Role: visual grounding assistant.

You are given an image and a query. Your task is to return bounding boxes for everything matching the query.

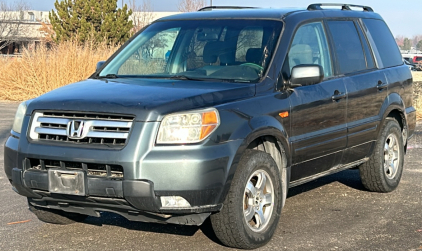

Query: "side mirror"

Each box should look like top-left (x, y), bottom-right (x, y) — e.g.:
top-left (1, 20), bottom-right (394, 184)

top-left (290, 64), bottom-right (324, 87)
top-left (96, 61), bottom-right (106, 72)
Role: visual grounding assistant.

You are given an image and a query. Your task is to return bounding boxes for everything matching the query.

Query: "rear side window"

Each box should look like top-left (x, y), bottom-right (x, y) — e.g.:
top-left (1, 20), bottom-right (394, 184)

top-left (327, 21), bottom-right (366, 75)
top-left (362, 19), bottom-right (402, 68)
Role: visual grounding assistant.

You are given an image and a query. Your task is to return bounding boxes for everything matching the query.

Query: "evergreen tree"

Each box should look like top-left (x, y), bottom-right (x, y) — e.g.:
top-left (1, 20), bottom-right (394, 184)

top-left (417, 40), bottom-right (422, 51)
top-left (49, 0), bottom-right (133, 45)
top-left (402, 38), bottom-right (412, 50)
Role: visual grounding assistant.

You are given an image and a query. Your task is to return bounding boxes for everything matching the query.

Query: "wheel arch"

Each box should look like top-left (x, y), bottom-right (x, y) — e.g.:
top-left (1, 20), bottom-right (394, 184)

top-left (217, 115), bottom-right (291, 206)
top-left (379, 93), bottom-right (408, 150)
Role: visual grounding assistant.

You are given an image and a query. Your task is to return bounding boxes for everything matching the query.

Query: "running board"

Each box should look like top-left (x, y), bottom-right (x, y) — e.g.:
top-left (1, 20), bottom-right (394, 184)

top-left (288, 158), bottom-right (369, 188)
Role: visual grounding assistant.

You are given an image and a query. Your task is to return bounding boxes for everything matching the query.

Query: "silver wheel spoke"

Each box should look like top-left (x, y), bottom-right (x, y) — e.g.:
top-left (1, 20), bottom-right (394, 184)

top-left (262, 193), bottom-right (272, 206)
top-left (244, 207), bottom-right (255, 222)
top-left (389, 136), bottom-right (395, 148)
top-left (246, 181), bottom-right (257, 197)
top-left (384, 142), bottom-right (389, 152)
top-left (389, 162), bottom-right (396, 175)
top-left (256, 172), bottom-right (267, 193)
top-left (255, 208), bottom-right (266, 228)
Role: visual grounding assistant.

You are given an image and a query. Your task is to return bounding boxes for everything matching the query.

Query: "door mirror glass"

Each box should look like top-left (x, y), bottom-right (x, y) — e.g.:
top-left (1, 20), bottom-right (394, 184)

top-left (290, 64), bottom-right (324, 87)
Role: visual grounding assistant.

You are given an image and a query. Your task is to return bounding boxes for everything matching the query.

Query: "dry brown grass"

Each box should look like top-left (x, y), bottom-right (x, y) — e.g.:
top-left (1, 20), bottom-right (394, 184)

top-left (412, 72), bottom-right (422, 120)
top-left (0, 41), bottom-right (118, 101)
top-left (412, 71), bottom-right (422, 82)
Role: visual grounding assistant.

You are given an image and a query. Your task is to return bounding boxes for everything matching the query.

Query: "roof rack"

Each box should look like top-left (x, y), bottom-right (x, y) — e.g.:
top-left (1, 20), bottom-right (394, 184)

top-left (198, 6), bottom-right (257, 11)
top-left (307, 3), bottom-right (374, 12)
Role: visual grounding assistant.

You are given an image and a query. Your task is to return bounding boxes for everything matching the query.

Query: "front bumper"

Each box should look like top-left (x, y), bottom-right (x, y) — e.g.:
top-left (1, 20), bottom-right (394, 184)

top-left (4, 120), bottom-right (243, 224)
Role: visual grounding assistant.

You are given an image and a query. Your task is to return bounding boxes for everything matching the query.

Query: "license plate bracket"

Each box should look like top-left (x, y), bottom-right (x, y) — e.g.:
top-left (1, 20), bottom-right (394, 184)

top-left (48, 169), bottom-right (86, 196)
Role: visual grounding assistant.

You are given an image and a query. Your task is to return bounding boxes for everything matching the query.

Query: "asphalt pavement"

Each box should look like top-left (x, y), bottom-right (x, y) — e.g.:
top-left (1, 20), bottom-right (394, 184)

top-left (0, 101), bottom-right (421, 251)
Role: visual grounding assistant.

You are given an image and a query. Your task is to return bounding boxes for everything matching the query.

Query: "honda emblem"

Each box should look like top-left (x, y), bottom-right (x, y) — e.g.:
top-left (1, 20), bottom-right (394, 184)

top-left (67, 120), bottom-right (86, 139)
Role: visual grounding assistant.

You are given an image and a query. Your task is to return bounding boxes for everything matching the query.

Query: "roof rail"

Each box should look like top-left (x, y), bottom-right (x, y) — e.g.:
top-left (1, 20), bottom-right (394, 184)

top-left (307, 3), bottom-right (374, 12)
top-left (198, 6), bottom-right (257, 11)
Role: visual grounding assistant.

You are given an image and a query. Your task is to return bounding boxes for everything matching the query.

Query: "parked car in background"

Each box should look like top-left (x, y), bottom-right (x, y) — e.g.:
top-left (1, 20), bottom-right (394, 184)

top-left (402, 54), bottom-right (422, 64)
top-left (4, 3), bottom-right (416, 249)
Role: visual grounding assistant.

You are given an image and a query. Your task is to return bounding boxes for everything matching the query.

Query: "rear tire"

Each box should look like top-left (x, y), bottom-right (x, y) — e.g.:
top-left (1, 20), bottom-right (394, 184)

top-left (28, 200), bottom-right (87, 225)
top-left (359, 118), bottom-right (404, 192)
top-left (210, 149), bottom-right (283, 249)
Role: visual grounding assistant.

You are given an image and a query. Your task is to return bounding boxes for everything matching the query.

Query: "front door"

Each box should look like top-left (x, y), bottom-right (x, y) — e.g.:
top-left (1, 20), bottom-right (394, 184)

top-left (285, 21), bottom-right (348, 181)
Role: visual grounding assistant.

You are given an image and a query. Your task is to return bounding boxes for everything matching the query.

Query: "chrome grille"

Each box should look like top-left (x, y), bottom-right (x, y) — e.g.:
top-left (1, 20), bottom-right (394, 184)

top-left (29, 111), bottom-right (134, 147)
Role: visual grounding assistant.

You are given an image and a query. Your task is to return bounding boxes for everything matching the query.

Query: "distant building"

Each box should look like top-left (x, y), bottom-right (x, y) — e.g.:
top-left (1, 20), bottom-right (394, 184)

top-left (0, 10), bottom-right (180, 55)
top-left (0, 10), bottom-right (49, 54)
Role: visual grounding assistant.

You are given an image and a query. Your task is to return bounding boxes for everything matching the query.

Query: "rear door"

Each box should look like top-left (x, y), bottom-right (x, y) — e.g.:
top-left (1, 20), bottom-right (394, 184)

top-left (287, 21), bottom-right (347, 181)
top-left (325, 19), bottom-right (387, 164)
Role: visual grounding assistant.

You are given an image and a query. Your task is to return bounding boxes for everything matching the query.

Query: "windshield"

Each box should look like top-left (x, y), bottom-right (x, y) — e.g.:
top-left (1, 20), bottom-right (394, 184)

top-left (99, 19), bottom-right (283, 82)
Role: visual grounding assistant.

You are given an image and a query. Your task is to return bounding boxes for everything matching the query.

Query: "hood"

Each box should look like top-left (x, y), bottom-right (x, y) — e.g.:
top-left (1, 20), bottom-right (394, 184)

top-left (27, 78), bottom-right (255, 121)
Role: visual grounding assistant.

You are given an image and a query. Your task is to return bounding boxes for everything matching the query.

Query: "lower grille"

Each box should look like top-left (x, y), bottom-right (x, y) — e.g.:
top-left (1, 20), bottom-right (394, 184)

top-left (26, 158), bottom-right (124, 179)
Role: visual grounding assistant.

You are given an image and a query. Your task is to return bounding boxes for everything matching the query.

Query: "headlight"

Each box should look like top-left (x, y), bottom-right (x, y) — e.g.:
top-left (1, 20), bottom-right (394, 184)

top-left (12, 101), bottom-right (29, 134)
top-left (157, 108), bottom-right (220, 144)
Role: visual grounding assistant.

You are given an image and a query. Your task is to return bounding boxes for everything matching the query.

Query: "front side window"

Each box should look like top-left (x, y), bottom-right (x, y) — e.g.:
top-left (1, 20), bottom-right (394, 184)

top-left (99, 19), bottom-right (283, 83)
top-left (287, 22), bottom-right (333, 78)
top-left (327, 20), bottom-right (366, 75)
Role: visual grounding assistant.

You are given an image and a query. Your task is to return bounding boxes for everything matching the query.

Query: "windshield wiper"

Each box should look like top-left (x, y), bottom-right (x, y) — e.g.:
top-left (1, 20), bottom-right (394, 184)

top-left (97, 74), bottom-right (118, 79)
top-left (168, 75), bottom-right (206, 81)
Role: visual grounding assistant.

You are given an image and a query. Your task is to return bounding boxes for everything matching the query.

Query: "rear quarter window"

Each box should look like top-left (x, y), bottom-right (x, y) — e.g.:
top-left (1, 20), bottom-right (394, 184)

top-left (362, 19), bottom-right (402, 68)
top-left (327, 20), bottom-right (367, 75)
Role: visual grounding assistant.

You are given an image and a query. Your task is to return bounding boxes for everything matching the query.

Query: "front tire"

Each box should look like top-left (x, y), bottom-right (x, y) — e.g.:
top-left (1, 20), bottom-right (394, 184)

top-left (359, 118), bottom-right (404, 192)
top-left (210, 149), bottom-right (283, 249)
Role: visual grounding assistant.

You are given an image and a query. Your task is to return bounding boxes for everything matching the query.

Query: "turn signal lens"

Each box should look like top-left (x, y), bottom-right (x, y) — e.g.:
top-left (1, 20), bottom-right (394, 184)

top-left (278, 111), bottom-right (289, 118)
top-left (157, 108), bottom-right (220, 144)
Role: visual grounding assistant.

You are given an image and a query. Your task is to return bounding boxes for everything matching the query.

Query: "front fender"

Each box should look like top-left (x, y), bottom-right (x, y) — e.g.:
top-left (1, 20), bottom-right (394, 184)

top-left (215, 113), bottom-right (291, 205)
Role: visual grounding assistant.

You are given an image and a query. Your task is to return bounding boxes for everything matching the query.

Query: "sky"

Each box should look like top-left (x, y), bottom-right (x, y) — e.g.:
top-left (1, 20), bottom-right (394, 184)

top-left (15, 0), bottom-right (422, 37)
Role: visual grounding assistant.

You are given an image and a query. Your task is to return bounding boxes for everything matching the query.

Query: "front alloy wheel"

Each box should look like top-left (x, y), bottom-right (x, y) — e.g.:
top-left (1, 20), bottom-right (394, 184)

top-left (244, 170), bottom-right (274, 232)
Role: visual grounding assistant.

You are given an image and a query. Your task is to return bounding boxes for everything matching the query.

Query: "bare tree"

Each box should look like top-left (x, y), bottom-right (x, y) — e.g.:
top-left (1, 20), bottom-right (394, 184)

top-left (129, 0), bottom-right (155, 33)
top-left (38, 22), bottom-right (55, 43)
top-left (141, 33), bottom-right (169, 58)
top-left (0, 0), bottom-right (30, 52)
top-left (178, 0), bottom-right (206, 12)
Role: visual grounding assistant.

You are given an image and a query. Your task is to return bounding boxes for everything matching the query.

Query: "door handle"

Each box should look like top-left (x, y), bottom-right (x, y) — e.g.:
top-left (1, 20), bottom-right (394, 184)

top-left (377, 80), bottom-right (388, 90)
top-left (332, 91), bottom-right (346, 101)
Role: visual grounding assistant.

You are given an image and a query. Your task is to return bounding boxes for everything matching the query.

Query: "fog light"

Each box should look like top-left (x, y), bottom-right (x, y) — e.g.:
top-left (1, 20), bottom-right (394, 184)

top-left (160, 196), bottom-right (191, 208)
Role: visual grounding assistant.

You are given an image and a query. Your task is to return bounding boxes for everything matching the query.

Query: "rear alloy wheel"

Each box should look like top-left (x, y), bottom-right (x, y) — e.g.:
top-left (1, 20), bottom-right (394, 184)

top-left (210, 149), bottom-right (283, 249)
top-left (359, 118), bottom-right (404, 192)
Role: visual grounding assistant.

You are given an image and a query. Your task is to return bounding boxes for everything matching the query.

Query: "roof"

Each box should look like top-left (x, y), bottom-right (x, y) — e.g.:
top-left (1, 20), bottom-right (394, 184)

top-left (157, 8), bottom-right (301, 21)
top-left (156, 6), bottom-right (382, 22)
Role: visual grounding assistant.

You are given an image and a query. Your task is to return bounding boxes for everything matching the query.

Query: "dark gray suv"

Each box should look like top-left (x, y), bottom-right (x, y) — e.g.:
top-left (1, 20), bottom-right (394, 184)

top-left (4, 4), bottom-right (416, 249)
